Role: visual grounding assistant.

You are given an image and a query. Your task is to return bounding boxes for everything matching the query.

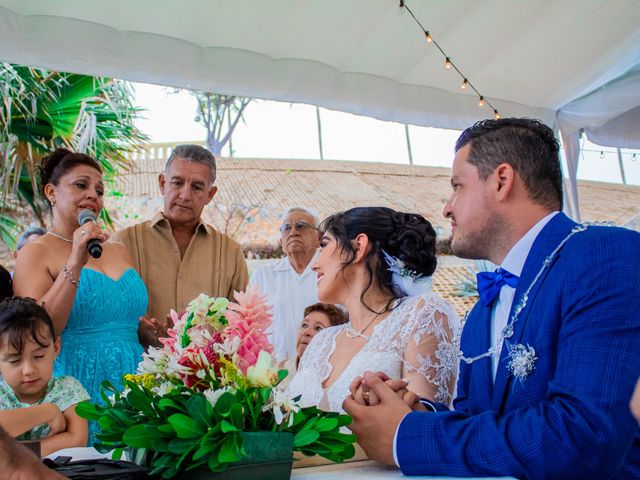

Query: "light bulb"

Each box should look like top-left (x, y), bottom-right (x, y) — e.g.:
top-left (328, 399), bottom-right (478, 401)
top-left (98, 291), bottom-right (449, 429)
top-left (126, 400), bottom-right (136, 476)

top-left (461, 79), bottom-right (468, 90)
top-left (600, 151), bottom-right (604, 159)
top-left (478, 96), bottom-right (485, 107)
top-left (445, 57), bottom-right (452, 70)
top-left (424, 31), bottom-right (433, 43)
top-left (494, 110), bottom-right (500, 119)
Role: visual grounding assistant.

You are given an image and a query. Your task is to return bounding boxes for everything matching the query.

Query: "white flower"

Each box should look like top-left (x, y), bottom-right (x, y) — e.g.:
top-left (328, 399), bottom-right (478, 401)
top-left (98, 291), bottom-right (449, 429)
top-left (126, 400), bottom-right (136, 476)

top-left (151, 382), bottom-right (174, 396)
top-left (203, 387), bottom-right (231, 407)
top-left (166, 355), bottom-right (192, 377)
top-left (138, 347), bottom-right (169, 375)
top-left (263, 388), bottom-right (301, 426)
top-left (215, 336), bottom-right (240, 356)
top-left (506, 343), bottom-right (538, 382)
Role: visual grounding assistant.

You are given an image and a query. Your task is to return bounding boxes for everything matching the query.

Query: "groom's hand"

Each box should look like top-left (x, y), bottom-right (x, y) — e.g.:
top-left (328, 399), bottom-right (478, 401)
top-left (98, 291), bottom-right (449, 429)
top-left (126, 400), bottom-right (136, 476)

top-left (343, 371), bottom-right (411, 465)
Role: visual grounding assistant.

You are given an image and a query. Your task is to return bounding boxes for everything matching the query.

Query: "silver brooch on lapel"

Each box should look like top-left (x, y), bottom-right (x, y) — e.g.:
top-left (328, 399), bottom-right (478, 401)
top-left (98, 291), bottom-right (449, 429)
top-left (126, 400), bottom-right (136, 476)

top-left (506, 343), bottom-right (537, 382)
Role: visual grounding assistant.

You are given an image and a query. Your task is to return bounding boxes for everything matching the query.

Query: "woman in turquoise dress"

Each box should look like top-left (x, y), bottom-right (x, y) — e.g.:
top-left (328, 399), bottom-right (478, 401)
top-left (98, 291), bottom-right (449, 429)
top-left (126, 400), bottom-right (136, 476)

top-left (13, 148), bottom-right (148, 443)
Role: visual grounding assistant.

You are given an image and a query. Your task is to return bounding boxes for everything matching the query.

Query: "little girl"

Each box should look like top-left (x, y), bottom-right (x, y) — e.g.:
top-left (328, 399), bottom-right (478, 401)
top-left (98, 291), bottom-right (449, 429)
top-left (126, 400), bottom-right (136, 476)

top-left (0, 297), bottom-right (89, 456)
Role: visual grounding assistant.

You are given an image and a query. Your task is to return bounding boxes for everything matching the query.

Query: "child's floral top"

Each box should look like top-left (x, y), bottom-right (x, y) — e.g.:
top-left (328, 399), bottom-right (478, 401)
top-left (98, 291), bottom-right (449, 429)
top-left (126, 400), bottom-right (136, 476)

top-left (0, 376), bottom-right (89, 439)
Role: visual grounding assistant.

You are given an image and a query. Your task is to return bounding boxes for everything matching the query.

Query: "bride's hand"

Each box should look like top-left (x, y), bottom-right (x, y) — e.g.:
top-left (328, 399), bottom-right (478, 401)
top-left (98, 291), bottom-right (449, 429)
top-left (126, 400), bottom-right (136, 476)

top-left (349, 371), bottom-right (410, 406)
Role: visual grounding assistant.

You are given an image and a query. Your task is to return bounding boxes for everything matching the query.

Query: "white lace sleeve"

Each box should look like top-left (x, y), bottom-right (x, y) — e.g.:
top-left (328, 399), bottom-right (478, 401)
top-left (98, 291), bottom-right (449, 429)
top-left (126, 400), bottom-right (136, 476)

top-left (285, 326), bottom-right (340, 408)
top-left (390, 293), bottom-right (460, 405)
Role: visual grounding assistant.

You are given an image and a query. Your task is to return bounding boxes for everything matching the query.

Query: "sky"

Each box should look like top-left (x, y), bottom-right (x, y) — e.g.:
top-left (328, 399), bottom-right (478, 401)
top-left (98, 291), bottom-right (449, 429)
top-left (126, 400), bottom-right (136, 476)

top-left (133, 83), bottom-right (640, 186)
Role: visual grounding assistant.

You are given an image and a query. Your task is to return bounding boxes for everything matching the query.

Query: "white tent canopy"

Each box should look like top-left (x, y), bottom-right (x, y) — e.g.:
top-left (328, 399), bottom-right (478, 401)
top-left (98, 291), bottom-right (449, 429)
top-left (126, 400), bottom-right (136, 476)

top-left (1, 0), bottom-right (639, 218)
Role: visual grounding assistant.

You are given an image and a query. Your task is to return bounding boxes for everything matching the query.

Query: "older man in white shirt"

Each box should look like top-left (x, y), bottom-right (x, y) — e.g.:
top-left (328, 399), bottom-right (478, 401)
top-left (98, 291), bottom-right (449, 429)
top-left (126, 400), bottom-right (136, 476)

top-left (250, 207), bottom-right (321, 361)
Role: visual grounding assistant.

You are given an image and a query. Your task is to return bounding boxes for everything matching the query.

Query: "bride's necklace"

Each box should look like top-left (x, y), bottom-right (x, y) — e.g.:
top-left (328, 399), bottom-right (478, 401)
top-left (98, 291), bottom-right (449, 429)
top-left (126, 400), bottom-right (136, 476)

top-left (345, 311), bottom-right (383, 340)
top-left (48, 231), bottom-right (73, 243)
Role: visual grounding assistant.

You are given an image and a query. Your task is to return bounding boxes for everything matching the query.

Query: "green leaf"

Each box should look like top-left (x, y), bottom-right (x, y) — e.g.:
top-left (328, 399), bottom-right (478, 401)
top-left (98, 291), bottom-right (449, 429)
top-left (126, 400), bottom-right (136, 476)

top-left (220, 420), bottom-right (239, 433)
top-left (293, 429), bottom-right (320, 447)
top-left (168, 438), bottom-right (197, 454)
top-left (314, 418), bottom-right (339, 432)
top-left (122, 424), bottom-right (156, 448)
top-left (126, 387), bottom-right (155, 417)
top-left (187, 394), bottom-right (212, 427)
top-left (213, 392), bottom-right (235, 416)
top-left (228, 403), bottom-right (243, 429)
top-left (193, 441), bottom-right (217, 460)
top-left (74, 400), bottom-right (101, 420)
top-left (218, 436), bottom-right (242, 463)
top-left (168, 413), bottom-right (206, 439)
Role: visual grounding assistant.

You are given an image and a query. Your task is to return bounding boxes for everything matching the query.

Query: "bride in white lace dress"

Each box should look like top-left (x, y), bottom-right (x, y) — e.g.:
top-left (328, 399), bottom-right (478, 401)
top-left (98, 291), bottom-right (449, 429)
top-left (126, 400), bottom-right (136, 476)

top-left (287, 207), bottom-right (459, 413)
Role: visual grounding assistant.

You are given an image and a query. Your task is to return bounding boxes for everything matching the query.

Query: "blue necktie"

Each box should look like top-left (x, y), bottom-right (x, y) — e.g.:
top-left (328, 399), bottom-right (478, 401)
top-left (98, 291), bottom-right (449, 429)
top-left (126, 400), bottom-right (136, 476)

top-left (476, 268), bottom-right (519, 307)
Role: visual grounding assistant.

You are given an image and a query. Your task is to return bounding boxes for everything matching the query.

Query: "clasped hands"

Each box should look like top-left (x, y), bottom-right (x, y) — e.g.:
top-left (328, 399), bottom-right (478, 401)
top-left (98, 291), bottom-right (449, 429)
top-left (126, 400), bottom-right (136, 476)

top-left (342, 371), bottom-right (428, 466)
top-left (347, 371), bottom-right (428, 411)
top-left (138, 313), bottom-right (175, 349)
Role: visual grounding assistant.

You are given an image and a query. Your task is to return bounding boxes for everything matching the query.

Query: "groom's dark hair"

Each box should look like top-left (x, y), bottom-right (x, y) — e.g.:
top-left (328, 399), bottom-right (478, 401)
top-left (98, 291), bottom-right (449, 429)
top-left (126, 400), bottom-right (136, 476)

top-left (455, 118), bottom-right (563, 211)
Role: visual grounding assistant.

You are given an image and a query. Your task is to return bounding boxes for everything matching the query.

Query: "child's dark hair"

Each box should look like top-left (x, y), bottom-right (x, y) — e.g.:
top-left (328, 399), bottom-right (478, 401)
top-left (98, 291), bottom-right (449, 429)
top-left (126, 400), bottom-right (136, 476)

top-left (0, 297), bottom-right (56, 354)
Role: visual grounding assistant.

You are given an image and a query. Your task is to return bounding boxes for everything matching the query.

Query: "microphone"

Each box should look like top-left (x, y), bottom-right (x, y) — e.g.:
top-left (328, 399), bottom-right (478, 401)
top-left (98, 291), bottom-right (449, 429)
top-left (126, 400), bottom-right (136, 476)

top-left (78, 209), bottom-right (102, 259)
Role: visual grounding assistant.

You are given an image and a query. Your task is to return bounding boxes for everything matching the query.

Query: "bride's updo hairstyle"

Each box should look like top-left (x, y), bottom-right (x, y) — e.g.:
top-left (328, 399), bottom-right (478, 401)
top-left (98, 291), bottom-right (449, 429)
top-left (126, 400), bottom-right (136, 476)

top-left (39, 148), bottom-right (102, 207)
top-left (319, 206), bottom-right (437, 311)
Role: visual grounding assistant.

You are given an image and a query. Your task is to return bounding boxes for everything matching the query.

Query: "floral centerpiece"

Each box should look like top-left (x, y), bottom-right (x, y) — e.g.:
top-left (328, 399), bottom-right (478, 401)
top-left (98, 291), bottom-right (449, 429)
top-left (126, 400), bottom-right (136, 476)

top-left (77, 288), bottom-right (355, 479)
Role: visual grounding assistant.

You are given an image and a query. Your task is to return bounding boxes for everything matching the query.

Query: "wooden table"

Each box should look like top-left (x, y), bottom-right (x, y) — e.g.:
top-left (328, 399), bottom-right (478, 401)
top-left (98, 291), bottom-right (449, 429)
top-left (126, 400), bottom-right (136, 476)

top-left (292, 460), bottom-right (515, 479)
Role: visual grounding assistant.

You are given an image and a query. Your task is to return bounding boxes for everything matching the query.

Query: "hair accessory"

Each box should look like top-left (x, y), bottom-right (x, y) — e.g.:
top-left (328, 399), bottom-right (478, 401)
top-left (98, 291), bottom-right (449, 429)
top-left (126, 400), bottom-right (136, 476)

top-left (382, 250), bottom-right (432, 297)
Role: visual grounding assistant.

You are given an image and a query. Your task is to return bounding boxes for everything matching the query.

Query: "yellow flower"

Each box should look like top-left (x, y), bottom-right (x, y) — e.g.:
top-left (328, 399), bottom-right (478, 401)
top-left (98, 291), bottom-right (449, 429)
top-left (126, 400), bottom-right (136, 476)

top-left (124, 373), bottom-right (157, 389)
top-left (246, 351), bottom-right (278, 387)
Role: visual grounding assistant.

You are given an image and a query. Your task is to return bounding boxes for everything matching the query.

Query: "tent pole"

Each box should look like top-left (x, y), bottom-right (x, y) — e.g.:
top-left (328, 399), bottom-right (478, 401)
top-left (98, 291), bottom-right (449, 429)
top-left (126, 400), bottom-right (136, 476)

top-left (617, 148), bottom-right (627, 185)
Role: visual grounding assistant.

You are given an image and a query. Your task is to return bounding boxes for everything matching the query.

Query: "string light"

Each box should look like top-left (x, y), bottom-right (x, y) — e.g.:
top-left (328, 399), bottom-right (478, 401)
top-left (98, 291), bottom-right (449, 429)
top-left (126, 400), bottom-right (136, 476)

top-left (633, 153), bottom-right (637, 161)
top-left (600, 150), bottom-right (605, 159)
top-left (399, 0), bottom-right (499, 118)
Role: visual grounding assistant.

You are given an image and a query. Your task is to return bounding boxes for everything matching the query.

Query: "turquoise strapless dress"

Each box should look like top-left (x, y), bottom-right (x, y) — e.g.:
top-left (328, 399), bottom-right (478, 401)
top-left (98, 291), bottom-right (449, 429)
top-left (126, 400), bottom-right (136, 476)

top-left (54, 268), bottom-right (147, 443)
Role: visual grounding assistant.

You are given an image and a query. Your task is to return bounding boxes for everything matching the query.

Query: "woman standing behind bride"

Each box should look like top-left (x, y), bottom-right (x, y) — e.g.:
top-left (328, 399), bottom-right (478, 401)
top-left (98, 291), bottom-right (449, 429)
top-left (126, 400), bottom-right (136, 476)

top-left (287, 207), bottom-right (458, 413)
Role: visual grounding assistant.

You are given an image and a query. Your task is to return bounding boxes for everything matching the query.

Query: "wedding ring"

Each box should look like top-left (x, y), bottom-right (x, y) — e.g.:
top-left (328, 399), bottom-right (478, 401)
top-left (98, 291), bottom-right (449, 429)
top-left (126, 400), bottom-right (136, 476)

top-left (81, 230), bottom-right (87, 235)
top-left (363, 391), bottom-right (370, 404)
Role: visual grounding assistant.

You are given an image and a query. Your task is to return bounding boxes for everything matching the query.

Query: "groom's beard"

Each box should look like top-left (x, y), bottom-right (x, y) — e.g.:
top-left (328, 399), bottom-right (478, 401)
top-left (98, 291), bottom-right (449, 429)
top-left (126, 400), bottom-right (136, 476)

top-left (450, 212), bottom-right (513, 262)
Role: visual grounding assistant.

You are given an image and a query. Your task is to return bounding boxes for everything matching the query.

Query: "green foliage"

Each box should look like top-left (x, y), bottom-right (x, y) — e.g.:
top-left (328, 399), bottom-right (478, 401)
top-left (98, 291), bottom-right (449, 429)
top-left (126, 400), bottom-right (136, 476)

top-left (0, 63), bottom-right (148, 241)
top-left (77, 379), bottom-right (355, 478)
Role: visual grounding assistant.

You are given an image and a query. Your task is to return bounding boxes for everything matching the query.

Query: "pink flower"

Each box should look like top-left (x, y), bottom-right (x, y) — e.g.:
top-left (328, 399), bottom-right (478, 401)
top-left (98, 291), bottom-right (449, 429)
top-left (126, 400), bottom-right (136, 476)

top-left (225, 287), bottom-right (273, 374)
top-left (158, 310), bottom-right (183, 354)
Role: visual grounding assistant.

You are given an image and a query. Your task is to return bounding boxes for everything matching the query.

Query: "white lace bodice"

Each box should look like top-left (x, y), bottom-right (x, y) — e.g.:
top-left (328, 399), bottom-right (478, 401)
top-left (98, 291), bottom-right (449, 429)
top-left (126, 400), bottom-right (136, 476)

top-left (287, 293), bottom-right (459, 413)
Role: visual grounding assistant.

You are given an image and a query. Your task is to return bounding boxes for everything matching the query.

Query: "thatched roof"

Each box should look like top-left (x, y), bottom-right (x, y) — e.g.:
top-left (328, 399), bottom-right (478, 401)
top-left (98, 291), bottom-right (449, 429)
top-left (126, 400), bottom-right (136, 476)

top-left (117, 156), bottom-right (640, 234)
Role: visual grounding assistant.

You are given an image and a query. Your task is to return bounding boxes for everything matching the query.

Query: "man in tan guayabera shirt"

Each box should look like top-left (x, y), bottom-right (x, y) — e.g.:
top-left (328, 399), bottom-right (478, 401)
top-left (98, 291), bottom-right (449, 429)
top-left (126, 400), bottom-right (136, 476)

top-left (112, 144), bottom-right (248, 347)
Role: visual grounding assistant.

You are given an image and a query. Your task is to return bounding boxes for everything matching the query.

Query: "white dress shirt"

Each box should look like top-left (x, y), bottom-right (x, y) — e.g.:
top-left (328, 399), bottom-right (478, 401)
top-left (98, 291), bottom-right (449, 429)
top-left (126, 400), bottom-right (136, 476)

top-left (392, 211), bottom-right (559, 466)
top-left (250, 253), bottom-right (319, 362)
top-left (490, 211), bottom-right (558, 379)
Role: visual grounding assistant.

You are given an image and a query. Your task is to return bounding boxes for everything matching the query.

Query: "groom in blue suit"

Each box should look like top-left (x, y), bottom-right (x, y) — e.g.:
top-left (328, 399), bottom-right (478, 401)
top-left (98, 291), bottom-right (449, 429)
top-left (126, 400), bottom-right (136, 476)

top-left (344, 118), bottom-right (640, 479)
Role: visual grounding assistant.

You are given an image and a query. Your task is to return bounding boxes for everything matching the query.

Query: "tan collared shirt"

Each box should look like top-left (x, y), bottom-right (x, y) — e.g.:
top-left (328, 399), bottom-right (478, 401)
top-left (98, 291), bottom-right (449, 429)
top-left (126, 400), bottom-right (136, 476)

top-left (112, 211), bottom-right (248, 320)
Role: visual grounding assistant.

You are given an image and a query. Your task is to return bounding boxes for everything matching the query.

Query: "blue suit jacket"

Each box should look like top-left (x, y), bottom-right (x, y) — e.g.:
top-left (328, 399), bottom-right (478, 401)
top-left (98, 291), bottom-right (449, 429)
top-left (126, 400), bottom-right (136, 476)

top-left (397, 213), bottom-right (640, 479)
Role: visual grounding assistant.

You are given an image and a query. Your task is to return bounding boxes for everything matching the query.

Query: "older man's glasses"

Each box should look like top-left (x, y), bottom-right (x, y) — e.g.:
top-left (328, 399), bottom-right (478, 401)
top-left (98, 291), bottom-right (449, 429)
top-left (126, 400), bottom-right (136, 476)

top-left (279, 221), bottom-right (318, 236)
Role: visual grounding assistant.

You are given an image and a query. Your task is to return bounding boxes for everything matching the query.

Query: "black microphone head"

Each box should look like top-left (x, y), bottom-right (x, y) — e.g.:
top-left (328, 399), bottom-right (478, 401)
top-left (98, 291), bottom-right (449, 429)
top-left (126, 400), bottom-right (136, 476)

top-left (87, 241), bottom-right (102, 259)
top-left (78, 209), bottom-right (97, 225)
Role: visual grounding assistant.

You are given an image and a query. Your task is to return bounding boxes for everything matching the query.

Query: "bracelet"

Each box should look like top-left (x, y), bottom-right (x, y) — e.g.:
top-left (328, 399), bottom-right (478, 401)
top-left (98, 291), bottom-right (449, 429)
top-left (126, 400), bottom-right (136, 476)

top-left (61, 265), bottom-right (77, 286)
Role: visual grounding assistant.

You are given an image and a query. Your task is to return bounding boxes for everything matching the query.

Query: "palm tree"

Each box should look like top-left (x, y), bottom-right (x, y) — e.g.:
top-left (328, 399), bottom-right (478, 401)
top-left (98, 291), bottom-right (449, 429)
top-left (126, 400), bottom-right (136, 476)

top-left (0, 63), bottom-right (148, 245)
